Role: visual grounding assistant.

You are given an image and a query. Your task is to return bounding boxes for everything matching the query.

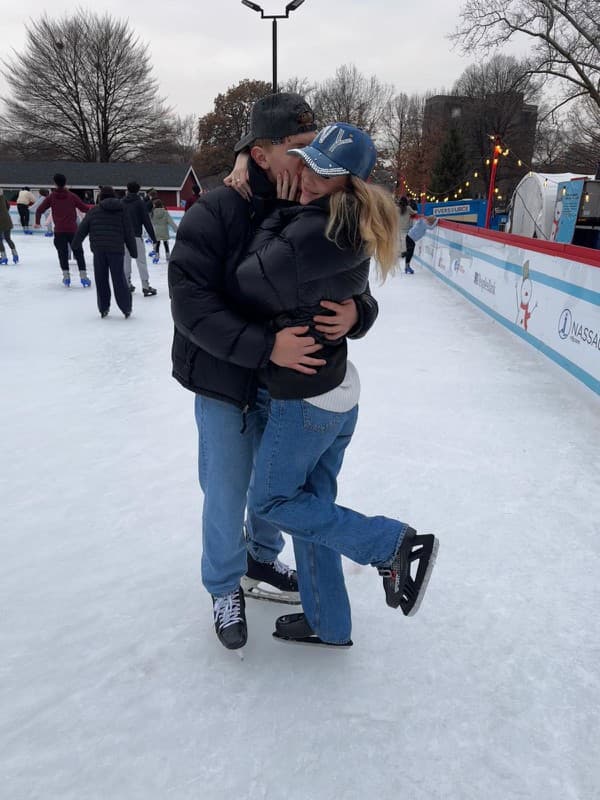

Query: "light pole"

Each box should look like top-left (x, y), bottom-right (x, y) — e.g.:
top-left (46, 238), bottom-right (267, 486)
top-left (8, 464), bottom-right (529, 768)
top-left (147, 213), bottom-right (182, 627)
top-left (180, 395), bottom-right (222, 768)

top-left (241, 0), bottom-right (306, 93)
top-left (484, 134), bottom-right (502, 229)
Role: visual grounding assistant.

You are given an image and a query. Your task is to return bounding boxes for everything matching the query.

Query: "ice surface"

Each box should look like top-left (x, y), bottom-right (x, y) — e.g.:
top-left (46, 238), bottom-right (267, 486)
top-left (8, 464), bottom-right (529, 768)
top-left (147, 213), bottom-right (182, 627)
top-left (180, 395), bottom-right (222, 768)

top-left (1, 236), bottom-right (599, 800)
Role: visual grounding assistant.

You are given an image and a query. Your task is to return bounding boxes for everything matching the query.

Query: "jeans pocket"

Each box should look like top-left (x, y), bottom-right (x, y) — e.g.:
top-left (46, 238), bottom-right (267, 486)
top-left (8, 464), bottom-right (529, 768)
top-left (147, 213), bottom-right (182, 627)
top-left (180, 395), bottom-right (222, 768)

top-left (300, 400), bottom-right (342, 433)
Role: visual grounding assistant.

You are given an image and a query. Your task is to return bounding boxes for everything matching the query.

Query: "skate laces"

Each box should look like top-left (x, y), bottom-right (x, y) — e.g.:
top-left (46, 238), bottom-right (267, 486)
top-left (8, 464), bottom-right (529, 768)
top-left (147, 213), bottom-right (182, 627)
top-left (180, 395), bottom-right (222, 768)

top-left (213, 591), bottom-right (243, 631)
top-left (273, 559), bottom-right (295, 578)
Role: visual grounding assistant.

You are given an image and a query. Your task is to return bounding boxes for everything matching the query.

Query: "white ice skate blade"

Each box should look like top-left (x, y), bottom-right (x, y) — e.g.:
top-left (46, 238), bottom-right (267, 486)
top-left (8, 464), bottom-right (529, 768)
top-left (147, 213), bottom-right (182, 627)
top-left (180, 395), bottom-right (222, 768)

top-left (241, 576), bottom-right (301, 605)
top-left (407, 536), bottom-right (439, 617)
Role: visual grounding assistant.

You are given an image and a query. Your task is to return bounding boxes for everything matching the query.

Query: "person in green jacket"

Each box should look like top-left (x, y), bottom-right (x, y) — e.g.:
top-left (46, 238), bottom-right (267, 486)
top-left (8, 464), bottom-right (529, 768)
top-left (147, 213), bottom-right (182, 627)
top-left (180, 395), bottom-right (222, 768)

top-left (150, 199), bottom-right (178, 262)
top-left (0, 189), bottom-right (19, 264)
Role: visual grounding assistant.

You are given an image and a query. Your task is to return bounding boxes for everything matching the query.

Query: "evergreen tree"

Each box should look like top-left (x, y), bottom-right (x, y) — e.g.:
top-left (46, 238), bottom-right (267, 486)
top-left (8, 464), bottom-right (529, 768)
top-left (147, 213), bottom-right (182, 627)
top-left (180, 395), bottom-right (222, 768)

top-left (429, 127), bottom-right (467, 196)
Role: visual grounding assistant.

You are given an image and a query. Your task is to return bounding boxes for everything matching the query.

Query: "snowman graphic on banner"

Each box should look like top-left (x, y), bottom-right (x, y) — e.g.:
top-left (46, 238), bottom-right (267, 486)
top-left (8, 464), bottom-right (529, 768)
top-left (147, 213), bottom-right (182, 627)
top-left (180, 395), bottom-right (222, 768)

top-left (516, 259), bottom-right (538, 330)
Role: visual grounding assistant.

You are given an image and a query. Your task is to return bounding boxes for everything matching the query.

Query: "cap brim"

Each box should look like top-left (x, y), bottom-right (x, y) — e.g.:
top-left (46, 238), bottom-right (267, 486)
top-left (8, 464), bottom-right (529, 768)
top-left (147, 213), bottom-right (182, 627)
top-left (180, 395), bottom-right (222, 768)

top-left (287, 146), bottom-right (350, 177)
top-left (234, 132), bottom-right (255, 153)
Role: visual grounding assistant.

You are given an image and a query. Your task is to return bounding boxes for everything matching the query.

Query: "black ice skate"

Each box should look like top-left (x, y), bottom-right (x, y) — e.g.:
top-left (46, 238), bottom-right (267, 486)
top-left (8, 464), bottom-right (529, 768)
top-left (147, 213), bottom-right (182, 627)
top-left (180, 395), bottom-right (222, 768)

top-left (142, 286), bottom-right (157, 297)
top-left (212, 588), bottom-right (247, 650)
top-left (273, 613), bottom-right (352, 648)
top-left (378, 527), bottom-right (439, 616)
top-left (241, 553), bottom-right (301, 605)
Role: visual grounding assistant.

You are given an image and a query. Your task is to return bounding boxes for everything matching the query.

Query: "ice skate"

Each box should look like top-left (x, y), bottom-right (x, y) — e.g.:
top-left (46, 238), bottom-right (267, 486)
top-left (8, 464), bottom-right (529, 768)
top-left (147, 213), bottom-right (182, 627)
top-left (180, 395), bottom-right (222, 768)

top-left (273, 613), bottom-right (352, 648)
top-left (152, 254), bottom-right (160, 264)
top-left (62, 271), bottom-right (71, 287)
top-left (44, 231), bottom-right (53, 237)
top-left (241, 553), bottom-right (301, 605)
top-left (100, 310), bottom-right (109, 318)
top-left (0, 253), bottom-right (7, 265)
top-left (80, 271), bottom-right (91, 288)
top-left (405, 265), bottom-right (415, 275)
top-left (377, 527), bottom-right (439, 616)
top-left (12, 251), bottom-right (19, 265)
top-left (142, 286), bottom-right (157, 297)
top-left (212, 588), bottom-right (247, 650)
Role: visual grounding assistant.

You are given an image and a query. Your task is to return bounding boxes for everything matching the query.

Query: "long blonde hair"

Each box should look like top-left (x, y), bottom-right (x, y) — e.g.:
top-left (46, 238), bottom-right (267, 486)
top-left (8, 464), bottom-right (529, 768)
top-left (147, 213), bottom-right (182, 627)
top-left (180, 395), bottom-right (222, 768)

top-left (326, 177), bottom-right (400, 280)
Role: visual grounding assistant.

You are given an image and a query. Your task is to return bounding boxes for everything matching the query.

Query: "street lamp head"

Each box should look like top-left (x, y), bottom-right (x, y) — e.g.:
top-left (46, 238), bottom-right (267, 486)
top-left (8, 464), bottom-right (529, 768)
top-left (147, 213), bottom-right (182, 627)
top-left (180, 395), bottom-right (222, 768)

top-left (241, 0), bottom-right (263, 12)
top-left (286, 0), bottom-right (305, 10)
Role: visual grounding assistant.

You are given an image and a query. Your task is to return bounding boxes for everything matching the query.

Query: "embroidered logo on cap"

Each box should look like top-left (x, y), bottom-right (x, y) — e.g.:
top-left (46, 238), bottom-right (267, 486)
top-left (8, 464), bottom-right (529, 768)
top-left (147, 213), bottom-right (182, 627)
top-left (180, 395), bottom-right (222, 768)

top-left (317, 125), bottom-right (354, 153)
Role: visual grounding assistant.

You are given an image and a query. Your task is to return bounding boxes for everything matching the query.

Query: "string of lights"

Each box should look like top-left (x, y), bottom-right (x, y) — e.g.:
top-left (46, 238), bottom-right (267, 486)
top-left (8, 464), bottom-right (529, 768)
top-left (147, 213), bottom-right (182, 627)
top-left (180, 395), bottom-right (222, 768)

top-left (398, 134), bottom-right (545, 205)
top-left (404, 169), bottom-right (483, 203)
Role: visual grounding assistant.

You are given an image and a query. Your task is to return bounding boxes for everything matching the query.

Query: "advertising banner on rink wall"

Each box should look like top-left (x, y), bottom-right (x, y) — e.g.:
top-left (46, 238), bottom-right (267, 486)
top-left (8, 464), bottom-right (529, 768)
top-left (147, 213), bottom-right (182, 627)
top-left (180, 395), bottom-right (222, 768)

top-left (413, 221), bottom-right (600, 396)
top-left (8, 206), bottom-right (185, 230)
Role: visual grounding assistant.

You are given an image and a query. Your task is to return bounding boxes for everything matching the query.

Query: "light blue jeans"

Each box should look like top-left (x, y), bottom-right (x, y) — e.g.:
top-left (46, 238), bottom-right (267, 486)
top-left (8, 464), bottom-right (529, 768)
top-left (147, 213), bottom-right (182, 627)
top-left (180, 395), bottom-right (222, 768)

top-left (195, 390), bottom-right (284, 596)
top-left (249, 399), bottom-right (407, 644)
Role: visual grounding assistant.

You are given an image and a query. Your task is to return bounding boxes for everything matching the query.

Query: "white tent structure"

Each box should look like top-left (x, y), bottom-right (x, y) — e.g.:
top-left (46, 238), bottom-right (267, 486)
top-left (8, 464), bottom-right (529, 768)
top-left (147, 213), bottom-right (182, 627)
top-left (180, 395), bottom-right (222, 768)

top-left (507, 172), bottom-right (590, 240)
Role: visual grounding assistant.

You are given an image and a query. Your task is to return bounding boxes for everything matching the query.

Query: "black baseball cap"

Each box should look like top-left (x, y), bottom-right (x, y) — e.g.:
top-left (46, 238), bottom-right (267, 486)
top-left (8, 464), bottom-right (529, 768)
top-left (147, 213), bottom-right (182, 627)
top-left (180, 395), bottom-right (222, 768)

top-left (234, 92), bottom-right (317, 153)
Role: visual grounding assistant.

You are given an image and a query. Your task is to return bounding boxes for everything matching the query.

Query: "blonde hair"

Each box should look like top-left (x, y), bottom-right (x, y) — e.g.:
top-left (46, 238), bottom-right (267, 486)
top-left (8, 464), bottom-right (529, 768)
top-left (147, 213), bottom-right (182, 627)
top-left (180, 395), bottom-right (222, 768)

top-left (326, 178), bottom-right (400, 280)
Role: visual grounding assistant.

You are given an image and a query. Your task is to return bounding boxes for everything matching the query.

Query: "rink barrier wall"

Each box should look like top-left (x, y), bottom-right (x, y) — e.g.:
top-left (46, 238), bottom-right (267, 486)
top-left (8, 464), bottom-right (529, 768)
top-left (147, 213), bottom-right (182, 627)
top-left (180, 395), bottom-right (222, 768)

top-left (7, 205), bottom-right (185, 233)
top-left (414, 220), bottom-right (600, 396)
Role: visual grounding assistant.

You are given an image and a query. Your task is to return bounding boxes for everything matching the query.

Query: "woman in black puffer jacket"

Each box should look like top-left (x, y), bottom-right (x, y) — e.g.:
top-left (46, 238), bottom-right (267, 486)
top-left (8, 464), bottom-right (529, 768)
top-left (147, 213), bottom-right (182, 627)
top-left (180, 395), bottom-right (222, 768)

top-left (234, 124), bottom-right (440, 648)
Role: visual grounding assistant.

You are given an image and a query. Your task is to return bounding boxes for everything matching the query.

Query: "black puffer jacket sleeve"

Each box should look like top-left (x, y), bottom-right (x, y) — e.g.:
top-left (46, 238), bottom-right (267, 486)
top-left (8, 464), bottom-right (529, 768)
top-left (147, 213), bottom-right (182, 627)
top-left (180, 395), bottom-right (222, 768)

top-left (348, 284), bottom-right (379, 339)
top-left (168, 192), bottom-right (274, 370)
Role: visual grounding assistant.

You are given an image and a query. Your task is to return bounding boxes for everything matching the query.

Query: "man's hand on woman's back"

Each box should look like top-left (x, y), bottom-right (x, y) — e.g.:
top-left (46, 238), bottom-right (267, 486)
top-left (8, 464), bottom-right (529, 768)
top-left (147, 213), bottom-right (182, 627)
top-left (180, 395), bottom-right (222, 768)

top-left (313, 299), bottom-right (359, 340)
top-left (270, 326), bottom-right (326, 375)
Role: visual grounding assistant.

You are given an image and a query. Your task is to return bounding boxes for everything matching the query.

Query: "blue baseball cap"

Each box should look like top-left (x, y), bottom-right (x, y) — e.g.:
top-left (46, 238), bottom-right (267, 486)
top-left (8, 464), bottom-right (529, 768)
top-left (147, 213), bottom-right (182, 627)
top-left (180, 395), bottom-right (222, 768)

top-left (287, 123), bottom-right (377, 181)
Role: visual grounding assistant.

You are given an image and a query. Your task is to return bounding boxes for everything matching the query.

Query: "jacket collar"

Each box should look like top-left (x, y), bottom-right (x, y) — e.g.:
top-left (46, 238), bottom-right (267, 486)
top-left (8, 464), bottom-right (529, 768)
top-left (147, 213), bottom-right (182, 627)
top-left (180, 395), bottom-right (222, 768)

top-left (248, 157), bottom-right (275, 199)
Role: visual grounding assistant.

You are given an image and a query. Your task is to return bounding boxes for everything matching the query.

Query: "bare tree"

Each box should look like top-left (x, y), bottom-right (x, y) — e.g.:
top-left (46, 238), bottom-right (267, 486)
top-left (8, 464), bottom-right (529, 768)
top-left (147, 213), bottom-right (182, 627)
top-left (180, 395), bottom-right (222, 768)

top-left (452, 0), bottom-right (600, 112)
top-left (380, 92), bottom-right (439, 196)
top-left (452, 55), bottom-right (540, 194)
top-left (564, 98), bottom-right (600, 171)
top-left (454, 54), bottom-right (540, 103)
top-left (533, 107), bottom-right (570, 168)
top-left (380, 93), bottom-right (412, 187)
top-left (279, 76), bottom-right (316, 100)
top-left (138, 114), bottom-right (200, 164)
top-left (569, 98), bottom-right (600, 150)
top-left (1, 11), bottom-right (173, 162)
top-left (194, 79), bottom-right (272, 177)
top-left (311, 64), bottom-right (393, 134)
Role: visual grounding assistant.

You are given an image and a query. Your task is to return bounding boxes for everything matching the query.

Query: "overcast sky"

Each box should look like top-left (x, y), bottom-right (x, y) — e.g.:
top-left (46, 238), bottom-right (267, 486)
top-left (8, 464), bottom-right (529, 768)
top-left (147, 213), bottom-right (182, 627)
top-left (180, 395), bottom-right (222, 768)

top-left (1, 0), bottom-right (528, 119)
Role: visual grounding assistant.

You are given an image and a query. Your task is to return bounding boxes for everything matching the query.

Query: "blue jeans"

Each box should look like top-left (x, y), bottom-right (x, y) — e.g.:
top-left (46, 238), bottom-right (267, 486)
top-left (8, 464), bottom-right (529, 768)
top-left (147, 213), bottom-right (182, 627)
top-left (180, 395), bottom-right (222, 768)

top-left (249, 399), bottom-right (407, 644)
top-left (195, 390), bottom-right (284, 596)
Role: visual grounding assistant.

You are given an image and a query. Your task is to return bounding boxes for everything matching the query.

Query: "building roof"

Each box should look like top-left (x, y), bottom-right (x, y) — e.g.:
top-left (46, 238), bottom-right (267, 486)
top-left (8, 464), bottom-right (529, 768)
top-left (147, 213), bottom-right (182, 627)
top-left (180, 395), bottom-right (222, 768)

top-left (0, 161), bottom-right (199, 190)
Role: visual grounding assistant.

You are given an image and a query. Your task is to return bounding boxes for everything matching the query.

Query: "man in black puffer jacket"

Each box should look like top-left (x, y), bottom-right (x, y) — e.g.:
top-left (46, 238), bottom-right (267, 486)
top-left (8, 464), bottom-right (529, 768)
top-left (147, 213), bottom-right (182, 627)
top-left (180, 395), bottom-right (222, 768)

top-left (72, 186), bottom-right (137, 318)
top-left (168, 93), bottom-right (379, 651)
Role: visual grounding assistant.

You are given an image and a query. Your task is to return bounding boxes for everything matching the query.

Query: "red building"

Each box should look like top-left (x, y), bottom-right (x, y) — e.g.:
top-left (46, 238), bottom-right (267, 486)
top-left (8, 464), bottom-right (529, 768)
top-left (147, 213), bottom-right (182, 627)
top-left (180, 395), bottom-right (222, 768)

top-left (0, 161), bottom-right (202, 208)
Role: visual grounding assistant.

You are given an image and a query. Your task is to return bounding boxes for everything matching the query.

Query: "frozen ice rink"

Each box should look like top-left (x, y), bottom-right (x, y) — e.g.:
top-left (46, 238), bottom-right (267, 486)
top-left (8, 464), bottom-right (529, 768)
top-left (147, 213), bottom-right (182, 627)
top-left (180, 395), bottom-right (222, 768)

top-left (2, 234), bottom-right (599, 800)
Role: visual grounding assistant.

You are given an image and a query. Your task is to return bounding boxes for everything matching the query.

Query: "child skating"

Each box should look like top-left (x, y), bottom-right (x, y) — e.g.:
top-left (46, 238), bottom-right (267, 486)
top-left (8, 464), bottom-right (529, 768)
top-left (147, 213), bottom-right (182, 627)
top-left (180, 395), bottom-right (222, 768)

top-left (150, 200), bottom-right (178, 263)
